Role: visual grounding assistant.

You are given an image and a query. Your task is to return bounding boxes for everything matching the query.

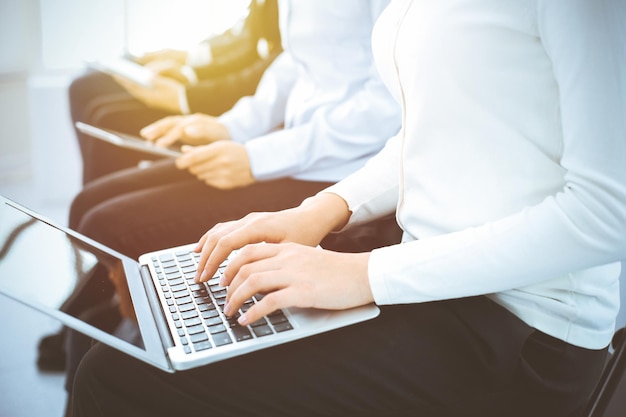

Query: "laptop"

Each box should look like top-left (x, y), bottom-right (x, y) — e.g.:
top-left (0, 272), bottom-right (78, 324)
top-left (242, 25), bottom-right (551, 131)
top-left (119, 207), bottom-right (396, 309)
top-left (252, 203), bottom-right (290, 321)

top-left (75, 122), bottom-right (182, 158)
top-left (0, 195), bottom-right (379, 372)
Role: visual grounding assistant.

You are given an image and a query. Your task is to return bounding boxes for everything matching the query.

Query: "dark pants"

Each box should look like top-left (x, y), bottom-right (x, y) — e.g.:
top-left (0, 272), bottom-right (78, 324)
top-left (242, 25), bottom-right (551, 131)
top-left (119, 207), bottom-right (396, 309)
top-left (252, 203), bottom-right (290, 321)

top-left (69, 70), bottom-right (171, 184)
top-left (69, 158), bottom-right (336, 259)
top-left (71, 296), bottom-right (607, 417)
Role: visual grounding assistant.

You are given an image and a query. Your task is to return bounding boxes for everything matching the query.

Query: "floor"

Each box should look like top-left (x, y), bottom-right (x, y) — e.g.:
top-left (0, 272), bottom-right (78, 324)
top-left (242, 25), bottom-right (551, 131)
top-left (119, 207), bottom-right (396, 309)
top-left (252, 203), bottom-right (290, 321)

top-left (0, 180), bottom-right (71, 417)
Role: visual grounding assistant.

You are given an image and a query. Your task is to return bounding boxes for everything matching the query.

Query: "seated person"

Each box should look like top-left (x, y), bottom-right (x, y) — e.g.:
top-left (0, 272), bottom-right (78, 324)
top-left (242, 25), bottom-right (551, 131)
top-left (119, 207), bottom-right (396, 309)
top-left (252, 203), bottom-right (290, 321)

top-left (71, 1), bottom-right (625, 416)
top-left (70, 0), bottom-right (281, 184)
top-left (37, 0), bottom-right (282, 372)
top-left (59, 0), bottom-right (402, 408)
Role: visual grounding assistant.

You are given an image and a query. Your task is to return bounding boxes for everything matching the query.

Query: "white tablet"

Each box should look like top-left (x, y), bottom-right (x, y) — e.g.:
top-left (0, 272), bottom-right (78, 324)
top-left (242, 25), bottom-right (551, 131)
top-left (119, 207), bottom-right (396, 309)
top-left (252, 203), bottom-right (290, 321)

top-left (76, 122), bottom-right (182, 158)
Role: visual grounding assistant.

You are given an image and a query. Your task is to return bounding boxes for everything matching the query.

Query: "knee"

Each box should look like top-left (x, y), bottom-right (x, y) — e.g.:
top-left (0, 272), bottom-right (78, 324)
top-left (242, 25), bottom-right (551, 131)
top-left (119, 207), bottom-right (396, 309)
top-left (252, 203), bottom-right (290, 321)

top-left (72, 204), bottom-right (116, 247)
top-left (69, 72), bottom-right (101, 111)
top-left (71, 343), bottom-right (115, 416)
top-left (69, 71), bottom-right (121, 120)
top-left (69, 185), bottom-right (100, 230)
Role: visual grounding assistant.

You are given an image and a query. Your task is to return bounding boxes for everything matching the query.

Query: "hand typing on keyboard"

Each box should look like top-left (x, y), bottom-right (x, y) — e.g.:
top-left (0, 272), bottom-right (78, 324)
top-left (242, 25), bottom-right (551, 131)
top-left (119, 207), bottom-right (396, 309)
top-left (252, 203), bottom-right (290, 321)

top-left (192, 193), bottom-right (375, 327)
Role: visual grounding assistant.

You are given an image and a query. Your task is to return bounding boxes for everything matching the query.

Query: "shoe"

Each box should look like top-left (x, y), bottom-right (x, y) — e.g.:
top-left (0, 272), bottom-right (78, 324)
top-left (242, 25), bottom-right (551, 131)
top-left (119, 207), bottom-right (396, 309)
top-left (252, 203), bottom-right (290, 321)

top-left (37, 330), bottom-right (66, 372)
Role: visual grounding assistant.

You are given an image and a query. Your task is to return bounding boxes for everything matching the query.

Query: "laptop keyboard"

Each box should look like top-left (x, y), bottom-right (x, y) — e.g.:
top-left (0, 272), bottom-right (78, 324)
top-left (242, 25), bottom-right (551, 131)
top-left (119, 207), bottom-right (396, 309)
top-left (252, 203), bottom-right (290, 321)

top-left (150, 249), bottom-right (293, 354)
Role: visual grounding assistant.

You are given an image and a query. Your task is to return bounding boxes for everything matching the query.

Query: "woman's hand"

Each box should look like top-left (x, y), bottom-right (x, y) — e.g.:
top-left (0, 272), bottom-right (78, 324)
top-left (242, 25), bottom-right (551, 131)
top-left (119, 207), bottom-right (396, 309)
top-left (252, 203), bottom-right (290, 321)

top-left (176, 142), bottom-right (255, 189)
top-left (222, 243), bottom-right (373, 326)
top-left (140, 114), bottom-right (231, 147)
top-left (194, 193), bottom-right (352, 282)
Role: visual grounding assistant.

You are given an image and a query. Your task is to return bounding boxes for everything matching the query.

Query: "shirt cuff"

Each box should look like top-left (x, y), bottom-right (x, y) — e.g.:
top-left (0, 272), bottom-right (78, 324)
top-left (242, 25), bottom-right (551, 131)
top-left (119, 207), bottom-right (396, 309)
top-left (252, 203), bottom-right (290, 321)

top-left (179, 65), bottom-right (198, 85)
top-left (178, 86), bottom-right (190, 114)
top-left (368, 247), bottom-right (393, 305)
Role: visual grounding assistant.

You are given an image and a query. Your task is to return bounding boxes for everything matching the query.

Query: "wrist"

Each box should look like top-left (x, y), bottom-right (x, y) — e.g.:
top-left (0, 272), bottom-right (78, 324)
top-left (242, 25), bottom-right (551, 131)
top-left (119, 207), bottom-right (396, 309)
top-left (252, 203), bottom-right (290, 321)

top-left (299, 192), bottom-right (351, 234)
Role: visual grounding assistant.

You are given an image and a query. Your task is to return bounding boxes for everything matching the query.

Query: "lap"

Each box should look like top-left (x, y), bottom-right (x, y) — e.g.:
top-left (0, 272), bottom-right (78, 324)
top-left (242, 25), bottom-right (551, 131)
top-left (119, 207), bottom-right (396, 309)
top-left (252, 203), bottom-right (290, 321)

top-left (72, 296), bottom-right (607, 417)
top-left (71, 161), bottom-right (333, 257)
top-left (70, 70), bottom-right (172, 183)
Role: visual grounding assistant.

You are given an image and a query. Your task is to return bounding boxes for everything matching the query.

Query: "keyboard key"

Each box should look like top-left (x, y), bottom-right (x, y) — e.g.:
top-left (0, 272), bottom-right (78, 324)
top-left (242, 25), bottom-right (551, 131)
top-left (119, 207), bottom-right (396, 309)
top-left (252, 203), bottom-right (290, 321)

top-left (178, 303), bottom-right (196, 313)
top-left (187, 324), bottom-right (205, 335)
top-left (181, 310), bottom-right (198, 320)
top-left (273, 322), bottom-right (293, 333)
top-left (208, 324), bottom-right (227, 334)
top-left (172, 289), bottom-right (190, 298)
top-left (183, 317), bottom-right (202, 327)
top-left (175, 296), bottom-right (193, 305)
top-left (193, 340), bottom-right (212, 351)
top-left (231, 326), bottom-right (253, 342)
top-left (170, 283), bottom-right (187, 292)
top-left (159, 253), bottom-right (175, 263)
top-left (268, 313), bottom-right (288, 325)
top-left (167, 278), bottom-right (185, 286)
top-left (252, 325), bottom-right (273, 337)
top-left (190, 332), bottom-right (208, 343)
top-left (250, 317), bottom-right (268, 327)
top-left (201, 309), bottom-right (219, 319)
top-left (204, 317), bottom-right (223, 327)
top-left (212, 332), bottom-right (232, 347)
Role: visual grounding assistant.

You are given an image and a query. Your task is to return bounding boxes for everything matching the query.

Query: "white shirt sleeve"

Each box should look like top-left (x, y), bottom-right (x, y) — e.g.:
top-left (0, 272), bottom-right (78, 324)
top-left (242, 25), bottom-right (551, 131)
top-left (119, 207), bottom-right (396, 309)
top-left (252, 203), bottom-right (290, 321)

top-left (367, 0), bottom-right (626, 307)
top-left (321, 131), bottom-right (402, 225)
top-left (243, 63), bottom-right (400, 181)
top-left (218, 0), bottom-right (401, 182)
top-left (217, 52), bottom-right (297, 142)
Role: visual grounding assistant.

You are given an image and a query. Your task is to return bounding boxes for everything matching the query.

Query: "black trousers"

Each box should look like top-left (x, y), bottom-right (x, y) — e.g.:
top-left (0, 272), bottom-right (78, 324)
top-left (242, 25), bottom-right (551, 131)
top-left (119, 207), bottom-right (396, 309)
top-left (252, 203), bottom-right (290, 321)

top-left (69, 158), bottom-right (336, 260)
top-left (71, 296), bottom-right (608, 417)
top-left (69, 70), bottom-right (171, 184)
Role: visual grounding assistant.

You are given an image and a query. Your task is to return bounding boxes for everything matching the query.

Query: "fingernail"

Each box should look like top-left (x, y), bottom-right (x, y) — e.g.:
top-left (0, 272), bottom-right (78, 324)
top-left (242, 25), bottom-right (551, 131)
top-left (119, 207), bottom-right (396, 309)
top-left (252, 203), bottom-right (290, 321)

top-left (237, 313), bottom-right (248, 326)
top-left (223, 303), bottom-right (231, 316)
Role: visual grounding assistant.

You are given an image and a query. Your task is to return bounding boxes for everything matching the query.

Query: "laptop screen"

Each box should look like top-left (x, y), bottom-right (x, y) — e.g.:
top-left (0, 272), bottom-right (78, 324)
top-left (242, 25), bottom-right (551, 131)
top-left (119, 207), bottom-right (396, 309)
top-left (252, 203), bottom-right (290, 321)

top-left (0, 199), bottom-right (145, 351)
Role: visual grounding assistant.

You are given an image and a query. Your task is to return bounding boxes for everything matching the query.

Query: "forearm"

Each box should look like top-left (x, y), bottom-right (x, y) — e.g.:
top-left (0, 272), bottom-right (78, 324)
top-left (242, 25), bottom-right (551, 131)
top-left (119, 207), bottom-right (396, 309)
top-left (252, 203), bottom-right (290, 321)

top-left (298, 192), bottom-right (352, 243)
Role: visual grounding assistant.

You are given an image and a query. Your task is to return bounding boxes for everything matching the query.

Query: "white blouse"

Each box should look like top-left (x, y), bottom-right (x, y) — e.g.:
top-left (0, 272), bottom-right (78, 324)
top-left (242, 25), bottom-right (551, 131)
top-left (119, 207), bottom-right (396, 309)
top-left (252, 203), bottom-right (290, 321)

top-left (218, 0), bottom-right (401, 182)
top-left (326, 0), bottom-right (626, 349)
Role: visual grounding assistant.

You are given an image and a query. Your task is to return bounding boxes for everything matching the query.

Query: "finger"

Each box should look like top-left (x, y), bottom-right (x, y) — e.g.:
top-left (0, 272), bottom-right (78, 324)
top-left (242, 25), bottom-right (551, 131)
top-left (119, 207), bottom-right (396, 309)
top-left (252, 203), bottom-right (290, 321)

top-left (223, 269), bottom-right (286, 318)
top-left (194, 221), bottom-right (237, 282)
top-left (197, 215), bottom-right (273, 283)
top-left (223, 243), bottom-right (279, 288)
top-left (236, 289), bottom-right (297, 326)
top-left (174, 145), bottom-right (195, 169)
top-left (197, 230), bottom-right (244, 283)
top-left (154, 124), bottom-right (185, 147)
top-left (194, 231), bottom-right (209, 252)
top-left (180, 148), bottom-right (216, 172)
top-left (140, 116), bottom-right (181, 141)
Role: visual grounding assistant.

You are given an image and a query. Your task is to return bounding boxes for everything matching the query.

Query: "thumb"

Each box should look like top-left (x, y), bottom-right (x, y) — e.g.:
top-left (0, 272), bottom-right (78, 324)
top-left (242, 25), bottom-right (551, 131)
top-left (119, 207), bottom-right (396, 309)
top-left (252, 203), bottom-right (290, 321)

top-left (175, 145), bottom-right (196, 169)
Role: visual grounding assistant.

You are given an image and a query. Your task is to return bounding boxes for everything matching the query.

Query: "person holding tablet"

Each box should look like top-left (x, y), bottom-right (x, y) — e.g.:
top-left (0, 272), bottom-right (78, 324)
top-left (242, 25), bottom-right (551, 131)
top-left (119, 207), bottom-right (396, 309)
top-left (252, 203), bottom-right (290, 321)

top-left (36, 0), bottom-right (282, 374)
top-left (56, 2), bottom-right (401, 414)
top-left (69, 0), bottom-right (281, 184)
top-left (72, 0), bottom-right (625, 416)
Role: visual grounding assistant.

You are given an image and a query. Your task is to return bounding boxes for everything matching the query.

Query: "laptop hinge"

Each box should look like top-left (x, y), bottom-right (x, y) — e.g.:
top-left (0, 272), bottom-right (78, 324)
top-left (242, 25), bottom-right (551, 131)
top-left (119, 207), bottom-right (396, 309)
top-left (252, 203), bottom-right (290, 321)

top-left (139, 265), bottom-right (175, 349)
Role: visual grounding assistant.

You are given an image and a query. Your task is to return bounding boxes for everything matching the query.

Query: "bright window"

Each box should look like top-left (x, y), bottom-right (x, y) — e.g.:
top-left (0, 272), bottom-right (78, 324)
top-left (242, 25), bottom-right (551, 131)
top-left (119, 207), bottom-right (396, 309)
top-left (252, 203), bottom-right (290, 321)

top-left (39, 0), bottom-right (251, 70)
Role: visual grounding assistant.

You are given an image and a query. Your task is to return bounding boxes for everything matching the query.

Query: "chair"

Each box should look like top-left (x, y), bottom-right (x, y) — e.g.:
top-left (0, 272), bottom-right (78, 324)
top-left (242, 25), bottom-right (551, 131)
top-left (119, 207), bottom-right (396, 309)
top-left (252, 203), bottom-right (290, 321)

top-left (580, 327), bottom-right (626, 417)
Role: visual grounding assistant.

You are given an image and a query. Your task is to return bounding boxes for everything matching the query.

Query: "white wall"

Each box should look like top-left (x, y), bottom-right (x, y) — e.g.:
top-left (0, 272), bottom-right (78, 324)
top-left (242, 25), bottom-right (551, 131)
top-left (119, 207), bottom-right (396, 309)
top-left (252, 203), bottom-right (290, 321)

top-left (0, 0), bottom-right (248, 202)
top-left (0, 0), bottom-right (39, 184)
